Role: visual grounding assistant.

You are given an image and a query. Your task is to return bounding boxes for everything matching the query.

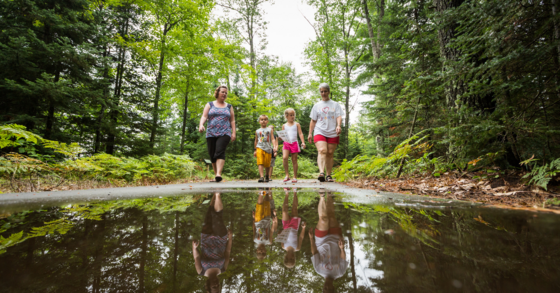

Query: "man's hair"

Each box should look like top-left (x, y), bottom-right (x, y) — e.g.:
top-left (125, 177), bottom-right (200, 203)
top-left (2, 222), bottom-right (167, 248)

top-left (319, 83), bottom-right (330, 92)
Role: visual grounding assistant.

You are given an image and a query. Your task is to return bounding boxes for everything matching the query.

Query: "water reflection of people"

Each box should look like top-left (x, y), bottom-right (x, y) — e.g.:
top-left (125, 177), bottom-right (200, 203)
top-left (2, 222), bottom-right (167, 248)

top-left (308, 190), bottom-right (348, 292)
top-left (253, 189), bottom-right (277, 260)
top-left (193, 192), bottom-right (232, 293)
top-left (281, 188), bottom-right (306, 268)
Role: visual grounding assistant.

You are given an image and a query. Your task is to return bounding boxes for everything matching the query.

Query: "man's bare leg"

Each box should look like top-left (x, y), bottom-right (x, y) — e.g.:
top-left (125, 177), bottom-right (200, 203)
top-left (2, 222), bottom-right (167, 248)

top-left (315, 141), bottom-right (328, 174)
top-left (326, 143), bottom-right (337, 176)
top-left (326, 192), bottom-right (339, 229)
top-left (316, 190), bottom-right (329, 231)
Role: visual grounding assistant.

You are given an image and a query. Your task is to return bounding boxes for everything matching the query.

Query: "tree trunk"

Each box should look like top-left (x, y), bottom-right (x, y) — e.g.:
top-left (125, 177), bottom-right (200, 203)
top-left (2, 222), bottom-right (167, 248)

top-left (433, 0), bottom-right (465, 107)
top-left (44, 68), bottom-right (60, 139)
top-left (180, 85), bottom-right (189, 154)
top-left (139, 215), bottom-right (148, 293)
top-left (172, 212), bottom-right (180, 291)
top-left (106, 15), bottom-right (130, 155)
top-left (94, 46), bottom-right (110, 153)
top-left (553, 0), bottom-right (560, 65)
top-left (150, 24), bottom-right (168, 149)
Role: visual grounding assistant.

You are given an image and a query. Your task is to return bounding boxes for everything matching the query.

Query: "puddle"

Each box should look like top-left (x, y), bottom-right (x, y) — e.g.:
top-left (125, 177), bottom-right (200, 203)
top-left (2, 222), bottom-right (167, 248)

top-left (1, 188), bottom-right (559, 292)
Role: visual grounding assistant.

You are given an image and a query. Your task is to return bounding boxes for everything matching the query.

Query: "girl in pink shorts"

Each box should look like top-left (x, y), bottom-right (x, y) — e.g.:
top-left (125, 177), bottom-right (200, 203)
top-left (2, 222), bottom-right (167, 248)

top-left (279, 108), bottom-right (306, 183)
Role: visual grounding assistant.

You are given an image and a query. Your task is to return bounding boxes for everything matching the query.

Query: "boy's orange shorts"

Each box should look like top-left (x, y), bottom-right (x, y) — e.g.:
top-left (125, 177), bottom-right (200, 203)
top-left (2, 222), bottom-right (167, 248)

top-left (256, 148), bottom-right (272, 167)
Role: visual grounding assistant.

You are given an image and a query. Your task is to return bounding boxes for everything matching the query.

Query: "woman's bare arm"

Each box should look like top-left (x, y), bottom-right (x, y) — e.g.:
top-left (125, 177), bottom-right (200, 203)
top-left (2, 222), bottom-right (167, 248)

top-left (192, 240), bottom-right (203, 274)
top-left (230, 106), bottom-right (236, 141)
top-left (198, 103), bottom-right (211, 132)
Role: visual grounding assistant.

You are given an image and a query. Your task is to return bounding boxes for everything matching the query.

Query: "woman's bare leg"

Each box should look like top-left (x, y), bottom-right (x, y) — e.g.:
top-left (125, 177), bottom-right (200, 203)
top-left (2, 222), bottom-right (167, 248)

top-left (216, 159), bottom-right (225, 177)
top-left (214, 192), bottom-right (223, 212)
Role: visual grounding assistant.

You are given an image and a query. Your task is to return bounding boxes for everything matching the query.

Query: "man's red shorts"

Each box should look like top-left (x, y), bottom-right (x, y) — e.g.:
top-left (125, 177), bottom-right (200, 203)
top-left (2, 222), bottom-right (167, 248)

top-left (315, 227), bottom-right (343, 238)
top-left (314, 135), bottom-right (339, 144)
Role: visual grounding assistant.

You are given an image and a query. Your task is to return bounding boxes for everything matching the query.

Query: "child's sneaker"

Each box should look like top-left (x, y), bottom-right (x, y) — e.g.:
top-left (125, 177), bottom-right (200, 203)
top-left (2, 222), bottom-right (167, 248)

top-left (292, 178), bottom-right (298, 183)
top-left (258, 177), bottom-right (265, 183)
top-left (283, 176), bottom-right (290, 182)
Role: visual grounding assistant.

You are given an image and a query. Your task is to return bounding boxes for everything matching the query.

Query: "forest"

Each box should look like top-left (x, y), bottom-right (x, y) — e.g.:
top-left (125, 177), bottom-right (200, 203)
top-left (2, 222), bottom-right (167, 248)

top-left (1, 0), bottom-right (560, 196)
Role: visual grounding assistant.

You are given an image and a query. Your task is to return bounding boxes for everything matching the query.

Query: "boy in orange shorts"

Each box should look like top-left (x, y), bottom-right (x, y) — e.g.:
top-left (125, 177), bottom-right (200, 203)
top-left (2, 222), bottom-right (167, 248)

top-left (254, 115), bottom-right (276, 182)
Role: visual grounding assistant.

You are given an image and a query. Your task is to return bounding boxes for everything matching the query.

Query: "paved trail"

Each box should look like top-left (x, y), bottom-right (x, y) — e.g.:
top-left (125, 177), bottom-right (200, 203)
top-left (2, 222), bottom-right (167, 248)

top-left (0, 179), bottom-right (411, 208)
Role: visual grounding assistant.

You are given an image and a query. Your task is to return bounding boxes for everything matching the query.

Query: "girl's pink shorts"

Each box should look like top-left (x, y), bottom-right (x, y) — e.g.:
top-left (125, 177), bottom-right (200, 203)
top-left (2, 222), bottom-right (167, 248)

top-left (283, 141), bottom-right (300, 153)
top-left (282, 217), bottom-right (301, 230)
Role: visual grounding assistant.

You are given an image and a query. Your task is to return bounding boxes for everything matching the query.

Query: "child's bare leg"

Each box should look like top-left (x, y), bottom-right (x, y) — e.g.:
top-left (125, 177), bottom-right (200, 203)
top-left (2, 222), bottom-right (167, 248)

top-left (317, 191), bottom-right (329, 231)
top-left (258, 165), bottom-right (265, 178)
top-left (326, 192), bottom-right (340, 229)
top-left (292, 190), bottom-right (298, 218)
top-left (283, 149), bottom-right (290, 177)
top-left (257, 190), bottom-right (265, 204)
top-left (291, 153), bottom-right (298, 178)
top-left (214, 192), bottom-right (223, 212)
top-left (282, 189), bottom-right (290, 221)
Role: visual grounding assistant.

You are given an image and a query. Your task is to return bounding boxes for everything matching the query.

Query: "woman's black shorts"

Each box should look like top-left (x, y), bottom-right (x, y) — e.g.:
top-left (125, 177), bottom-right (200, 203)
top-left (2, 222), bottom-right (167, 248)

top-left (206, 135), bottom-right (231, 163)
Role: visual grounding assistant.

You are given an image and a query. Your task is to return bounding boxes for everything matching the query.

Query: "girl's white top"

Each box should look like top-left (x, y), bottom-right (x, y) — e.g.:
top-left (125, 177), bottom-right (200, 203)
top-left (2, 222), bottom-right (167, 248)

top-left (283, 228), bottom-right (298, 249)
top-left (284, 123), bottom-right (299, 144)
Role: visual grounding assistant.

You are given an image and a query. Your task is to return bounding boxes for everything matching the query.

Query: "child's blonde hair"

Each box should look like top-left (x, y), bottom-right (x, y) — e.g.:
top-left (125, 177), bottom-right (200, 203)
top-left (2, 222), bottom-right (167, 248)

top-left (284, 108), bottom-right (296, 118)
top-left (283, 250), bottom-right (296, 268)
top-left (258, 114), bottom-right (269, 123)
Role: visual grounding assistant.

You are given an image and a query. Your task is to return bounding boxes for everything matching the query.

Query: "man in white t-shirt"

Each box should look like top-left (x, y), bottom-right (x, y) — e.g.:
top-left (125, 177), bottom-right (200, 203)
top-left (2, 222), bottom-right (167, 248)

top-left (308, 189), bottom-right (348, 292)
top-left (307, 83), bottom-right (344, 182)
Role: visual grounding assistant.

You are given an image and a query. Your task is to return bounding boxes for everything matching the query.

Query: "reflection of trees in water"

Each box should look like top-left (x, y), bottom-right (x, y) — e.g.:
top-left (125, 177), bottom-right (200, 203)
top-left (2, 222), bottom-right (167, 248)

top-left (0, 192), bottom-right (559, 292)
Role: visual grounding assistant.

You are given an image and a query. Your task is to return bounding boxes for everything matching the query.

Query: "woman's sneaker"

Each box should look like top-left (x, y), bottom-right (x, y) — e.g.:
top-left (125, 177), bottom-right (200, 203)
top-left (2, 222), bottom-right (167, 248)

top-left (283, 176), bottom-right (291, 182)
top-left (258, 177), bottom-right (265, 183)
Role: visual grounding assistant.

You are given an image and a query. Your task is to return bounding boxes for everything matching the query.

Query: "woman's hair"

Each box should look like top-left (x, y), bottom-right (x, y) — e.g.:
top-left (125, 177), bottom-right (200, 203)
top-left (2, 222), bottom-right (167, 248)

top-left (319, 83), bottom-right (330, 92)
top-left (205, 276), bottom-right (221, 293)
top-left (214, 85), bottom-right (228, 99)
top-left (284, 108), bottom-right (296, 118)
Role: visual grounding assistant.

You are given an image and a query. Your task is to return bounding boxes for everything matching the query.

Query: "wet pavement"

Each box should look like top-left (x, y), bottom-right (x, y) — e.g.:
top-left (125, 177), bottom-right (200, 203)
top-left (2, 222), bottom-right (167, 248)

top-left (1, 187), bottom-right (559, 292)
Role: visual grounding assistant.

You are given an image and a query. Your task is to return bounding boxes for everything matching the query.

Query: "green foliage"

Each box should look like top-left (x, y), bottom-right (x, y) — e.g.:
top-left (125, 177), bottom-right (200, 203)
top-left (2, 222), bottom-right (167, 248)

top-left (522, 158), bottom-right (560, 191)
top-left (0, 124), bottom-right (43, 149)
top-left (333, 132), bottom-right (431, 181)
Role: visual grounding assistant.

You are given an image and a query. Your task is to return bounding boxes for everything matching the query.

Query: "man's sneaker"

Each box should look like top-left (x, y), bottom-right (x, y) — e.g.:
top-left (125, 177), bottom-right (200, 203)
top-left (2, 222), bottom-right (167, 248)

top-left (258, 177), bottom-right (265, 183)
top-left (326, 175), bottom-right (334, 182)
top-left (265, 176), bottom-right (270, 182)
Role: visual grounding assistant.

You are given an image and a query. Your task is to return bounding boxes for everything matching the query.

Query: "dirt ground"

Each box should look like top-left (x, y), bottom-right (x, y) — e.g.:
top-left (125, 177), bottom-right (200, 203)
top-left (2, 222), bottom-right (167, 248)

top-left (341, 170), bottom-right (560, 213)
